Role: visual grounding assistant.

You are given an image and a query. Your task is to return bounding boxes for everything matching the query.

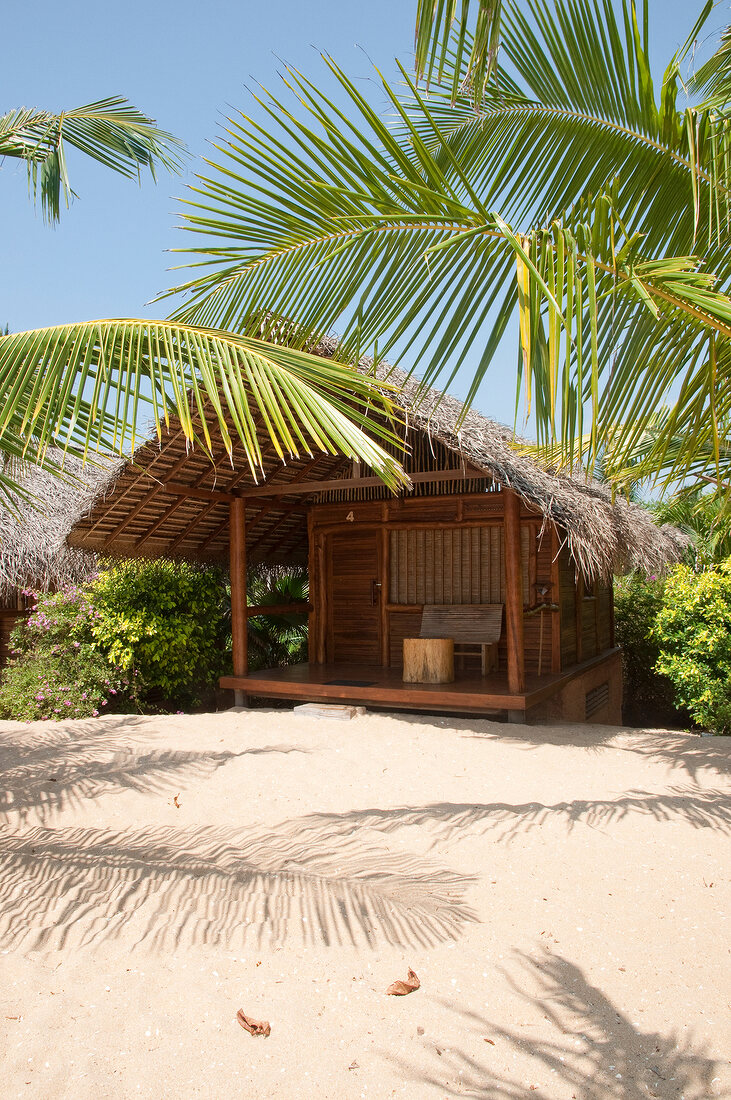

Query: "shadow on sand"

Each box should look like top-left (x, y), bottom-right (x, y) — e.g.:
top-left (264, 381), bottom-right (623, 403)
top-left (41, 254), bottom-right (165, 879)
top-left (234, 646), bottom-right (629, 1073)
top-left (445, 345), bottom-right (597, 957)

top-left (0, 718), bottom-right (308, 825)
top-left (274, 785), bottom-right (731, 848)
top-left (0, 819), bottom-right (478, 954)
top-left (385, 950), bottom-right (728, 1099)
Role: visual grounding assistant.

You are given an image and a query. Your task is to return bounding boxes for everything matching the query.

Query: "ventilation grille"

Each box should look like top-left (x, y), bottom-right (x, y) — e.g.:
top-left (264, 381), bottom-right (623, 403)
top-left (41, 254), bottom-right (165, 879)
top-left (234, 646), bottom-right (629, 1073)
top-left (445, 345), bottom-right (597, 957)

top-left (585, 682), bottom-right (609, 718)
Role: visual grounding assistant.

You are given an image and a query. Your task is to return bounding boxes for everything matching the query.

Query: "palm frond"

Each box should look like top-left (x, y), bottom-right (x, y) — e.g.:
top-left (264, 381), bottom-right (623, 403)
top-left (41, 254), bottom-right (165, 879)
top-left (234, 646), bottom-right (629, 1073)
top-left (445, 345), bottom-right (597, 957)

top-left (0, 97), bottom-right (185, 223)
top-left (0, 321), bottom-right (409, 494)
top-left (414, 0), bottom-right (502, 101)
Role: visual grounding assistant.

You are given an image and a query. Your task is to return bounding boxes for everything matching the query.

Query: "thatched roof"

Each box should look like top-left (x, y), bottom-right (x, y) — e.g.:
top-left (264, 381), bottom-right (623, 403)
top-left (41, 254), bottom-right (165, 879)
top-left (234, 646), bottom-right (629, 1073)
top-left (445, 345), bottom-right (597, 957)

top-left (341, 345), bottom-right (688, 581)
top-left (66, 346), bottom-right (686, 581)
top-left (0, 454), bottom-right (122, 600)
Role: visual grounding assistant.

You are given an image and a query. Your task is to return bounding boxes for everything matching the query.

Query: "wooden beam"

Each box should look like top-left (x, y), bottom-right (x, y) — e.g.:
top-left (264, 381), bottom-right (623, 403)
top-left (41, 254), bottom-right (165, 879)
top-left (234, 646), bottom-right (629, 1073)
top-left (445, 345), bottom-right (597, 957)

top-left (164, 483), bottom-right (236, 503)
top-left (504, 488), bottom-right (526, 694)
top-left (235, 466), bottom-right (486, 500)
top-left (246, 601), bottom-right (311, 618)
top-left (229, 498), bottom-right (248, 704)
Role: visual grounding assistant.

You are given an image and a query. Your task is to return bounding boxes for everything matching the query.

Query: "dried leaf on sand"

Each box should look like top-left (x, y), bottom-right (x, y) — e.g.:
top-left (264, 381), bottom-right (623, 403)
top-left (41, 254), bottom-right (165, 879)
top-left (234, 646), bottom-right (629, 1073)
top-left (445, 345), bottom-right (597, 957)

top-left (386, 968), bottom-right (420, 996)
top-left (236, 1009), bottom-right (271, 1036)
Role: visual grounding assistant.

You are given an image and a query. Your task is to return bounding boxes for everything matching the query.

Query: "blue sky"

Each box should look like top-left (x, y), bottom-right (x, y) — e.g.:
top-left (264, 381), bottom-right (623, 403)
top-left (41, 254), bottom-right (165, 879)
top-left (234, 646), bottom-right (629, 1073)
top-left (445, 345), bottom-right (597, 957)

top-left (2, 0), bottom-right (728, 428)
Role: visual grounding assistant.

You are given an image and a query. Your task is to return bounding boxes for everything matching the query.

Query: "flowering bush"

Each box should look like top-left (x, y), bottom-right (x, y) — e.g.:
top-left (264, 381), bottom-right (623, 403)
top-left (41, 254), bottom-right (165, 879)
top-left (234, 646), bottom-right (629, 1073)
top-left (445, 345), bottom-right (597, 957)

top-left (0, 560), bottom-right (229, 721)
top-left (0, 586), bottom-right (140, 721)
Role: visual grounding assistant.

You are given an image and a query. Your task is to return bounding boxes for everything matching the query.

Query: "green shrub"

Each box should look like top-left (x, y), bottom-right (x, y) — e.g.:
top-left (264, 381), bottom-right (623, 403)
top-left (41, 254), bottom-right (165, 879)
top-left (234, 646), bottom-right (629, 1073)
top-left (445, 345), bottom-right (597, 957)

top-left (88, 559), bottom-right (230, 706)
top-left (0, 585), bottom-right (140, 721)
top-left (0, 560), bottom-right (230, 721)
top-left (653, 562), bottom-right (731, 734)
top-left (613, 572), bottom-right (681, 727)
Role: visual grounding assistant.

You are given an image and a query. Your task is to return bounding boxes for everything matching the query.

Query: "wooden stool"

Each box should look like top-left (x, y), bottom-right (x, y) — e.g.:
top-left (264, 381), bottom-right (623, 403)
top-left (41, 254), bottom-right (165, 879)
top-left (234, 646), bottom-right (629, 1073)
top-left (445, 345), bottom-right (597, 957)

top-left (402, 637), bottom-right (454, 683)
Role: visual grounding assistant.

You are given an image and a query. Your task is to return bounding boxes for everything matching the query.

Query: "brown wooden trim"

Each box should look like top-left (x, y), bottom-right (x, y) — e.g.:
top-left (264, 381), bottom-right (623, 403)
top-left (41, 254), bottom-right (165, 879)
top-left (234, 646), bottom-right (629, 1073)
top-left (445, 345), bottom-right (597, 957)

top-left (528, 522), bottom-right (537, 600)
top-left (229, 499), bottom-right (247, 678)
top-left (504, 489), bottom-right (525, 693)
top-left (609, 583), bottom-right (616, 649)
top-left (307, 509), bottom-right (316, 662)
top-left (316, 536), bottom-right (327, 663)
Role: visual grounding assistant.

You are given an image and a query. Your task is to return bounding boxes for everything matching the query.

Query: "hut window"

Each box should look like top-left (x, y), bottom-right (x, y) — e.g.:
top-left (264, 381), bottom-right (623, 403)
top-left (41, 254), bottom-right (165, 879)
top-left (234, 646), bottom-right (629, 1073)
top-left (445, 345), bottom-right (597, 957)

top-left (389, 526), bottom-right (530, 605)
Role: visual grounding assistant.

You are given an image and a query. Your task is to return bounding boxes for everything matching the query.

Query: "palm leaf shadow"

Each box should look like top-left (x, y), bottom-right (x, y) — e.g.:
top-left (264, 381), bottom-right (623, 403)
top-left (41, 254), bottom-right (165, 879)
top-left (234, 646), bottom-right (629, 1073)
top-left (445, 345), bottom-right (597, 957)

top-left (385, 951), bottom-right (729, 1099)
top-left (0, 821), bottom-right (478, 954)
top-left (291, 786), bottom-right (731, 848)
top-left (0, 723), bottom-right (307, 824)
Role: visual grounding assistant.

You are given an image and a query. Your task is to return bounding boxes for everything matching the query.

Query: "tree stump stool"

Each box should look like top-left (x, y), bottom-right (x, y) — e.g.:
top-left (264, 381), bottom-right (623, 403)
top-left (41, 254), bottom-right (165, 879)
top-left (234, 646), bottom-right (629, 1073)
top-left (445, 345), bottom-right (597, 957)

top-left (402, 637), bottom-right (454, 683)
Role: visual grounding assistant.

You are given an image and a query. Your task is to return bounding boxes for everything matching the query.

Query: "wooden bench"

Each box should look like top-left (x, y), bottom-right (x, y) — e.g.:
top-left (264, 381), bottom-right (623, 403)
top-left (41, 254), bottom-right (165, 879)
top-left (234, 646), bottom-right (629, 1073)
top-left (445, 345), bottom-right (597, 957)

top-left (420, 603), bottom-right (504, 675)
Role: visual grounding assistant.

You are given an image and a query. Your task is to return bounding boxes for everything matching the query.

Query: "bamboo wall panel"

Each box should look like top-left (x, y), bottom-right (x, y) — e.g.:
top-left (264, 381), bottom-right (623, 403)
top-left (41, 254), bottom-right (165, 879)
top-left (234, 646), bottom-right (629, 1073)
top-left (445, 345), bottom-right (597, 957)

top-left (389, 526), bottom-right (529, 605)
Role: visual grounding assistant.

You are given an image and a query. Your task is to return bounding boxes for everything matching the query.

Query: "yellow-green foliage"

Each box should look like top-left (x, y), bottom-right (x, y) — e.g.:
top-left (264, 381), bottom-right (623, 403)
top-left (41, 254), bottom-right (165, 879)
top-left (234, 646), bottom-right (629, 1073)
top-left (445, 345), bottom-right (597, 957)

top-left (0, 560), bottom-right (230, 721)
top-left (653, 562), bottom-right (731, 735)
top-left (89, 560), bottom-right (230, 703)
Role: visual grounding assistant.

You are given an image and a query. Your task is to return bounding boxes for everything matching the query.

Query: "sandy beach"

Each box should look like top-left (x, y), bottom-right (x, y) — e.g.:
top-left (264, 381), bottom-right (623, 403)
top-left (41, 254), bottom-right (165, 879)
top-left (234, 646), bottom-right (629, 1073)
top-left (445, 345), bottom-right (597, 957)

top-left (1, 707), bottom-right (729, 1098)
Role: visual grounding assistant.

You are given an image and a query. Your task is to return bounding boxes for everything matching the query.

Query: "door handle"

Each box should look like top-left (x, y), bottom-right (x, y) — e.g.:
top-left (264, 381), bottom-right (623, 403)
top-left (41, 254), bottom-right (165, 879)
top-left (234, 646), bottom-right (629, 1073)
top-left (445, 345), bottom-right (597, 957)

top-left (371, 579), bottom-right (382, 605)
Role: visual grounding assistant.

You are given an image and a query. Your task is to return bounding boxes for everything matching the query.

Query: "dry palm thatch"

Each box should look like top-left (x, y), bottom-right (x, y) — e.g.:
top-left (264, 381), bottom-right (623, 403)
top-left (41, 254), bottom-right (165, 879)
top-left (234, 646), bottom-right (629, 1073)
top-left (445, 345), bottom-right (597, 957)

top-left (315, 341), bottom-right (688, 581)
top-left (67, 344), bottom-right (687, 582)
top-left (0, 453), bottom-right (122, 600)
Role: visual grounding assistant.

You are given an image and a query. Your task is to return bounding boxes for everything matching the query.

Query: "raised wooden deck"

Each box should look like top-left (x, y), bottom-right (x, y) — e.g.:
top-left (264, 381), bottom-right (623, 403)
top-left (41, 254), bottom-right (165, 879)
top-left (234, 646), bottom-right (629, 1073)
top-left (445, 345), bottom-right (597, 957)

top-left (221, 649), bottom-right (621, 719)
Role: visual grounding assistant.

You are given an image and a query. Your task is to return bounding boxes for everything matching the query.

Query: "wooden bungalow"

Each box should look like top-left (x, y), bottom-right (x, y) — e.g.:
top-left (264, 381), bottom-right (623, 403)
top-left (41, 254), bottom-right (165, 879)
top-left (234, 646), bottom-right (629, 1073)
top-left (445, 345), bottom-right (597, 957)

top-left (0, 454), bottom-right (117, 665)
top-left (68, 352), bottom-right (685, 724)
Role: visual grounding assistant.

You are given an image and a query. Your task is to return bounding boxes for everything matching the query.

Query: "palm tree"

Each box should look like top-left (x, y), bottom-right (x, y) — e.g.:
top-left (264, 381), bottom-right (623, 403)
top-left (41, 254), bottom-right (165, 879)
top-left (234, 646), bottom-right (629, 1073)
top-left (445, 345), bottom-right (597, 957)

top-left (0, 98), bottom-right (408, 500)
top-left (161, 0), bottom-right (731, 496)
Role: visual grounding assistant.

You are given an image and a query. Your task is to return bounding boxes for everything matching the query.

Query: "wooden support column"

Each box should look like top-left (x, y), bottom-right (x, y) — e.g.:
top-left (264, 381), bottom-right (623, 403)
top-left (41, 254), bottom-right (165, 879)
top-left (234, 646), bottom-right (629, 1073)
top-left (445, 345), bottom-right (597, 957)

top-left (229, 498), bottom-right (248, 707)
top-left (504, 489), bottom-right (526, 695)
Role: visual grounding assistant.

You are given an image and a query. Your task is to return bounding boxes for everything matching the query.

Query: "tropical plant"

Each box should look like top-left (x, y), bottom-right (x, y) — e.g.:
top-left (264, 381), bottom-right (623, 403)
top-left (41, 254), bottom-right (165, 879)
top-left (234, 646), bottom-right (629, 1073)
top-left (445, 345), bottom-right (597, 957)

top-left (0, 583), bottom-right (141, 721)
top-left (162, 0), bottom-right (731, 497)
top-left (651, 487), bottom-right (731, 569)
top-left (653, 561), bottom-right (731, 734)
top-left (0, 559), bottom-right (231, 719)
top-left (0, 98), bottom-right (408, 503)
top-left (613, 571), bottom-right (680, 728)
top-left (245, 564), bottom-right (309, 671)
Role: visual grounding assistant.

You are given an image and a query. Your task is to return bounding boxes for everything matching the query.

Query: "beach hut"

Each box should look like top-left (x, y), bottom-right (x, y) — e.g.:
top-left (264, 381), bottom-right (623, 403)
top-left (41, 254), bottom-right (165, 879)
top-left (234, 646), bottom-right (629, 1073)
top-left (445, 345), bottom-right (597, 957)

top-left (0, 455), bottom-right (118, 665)
top-left (68, 352), bottom-right (685, 723)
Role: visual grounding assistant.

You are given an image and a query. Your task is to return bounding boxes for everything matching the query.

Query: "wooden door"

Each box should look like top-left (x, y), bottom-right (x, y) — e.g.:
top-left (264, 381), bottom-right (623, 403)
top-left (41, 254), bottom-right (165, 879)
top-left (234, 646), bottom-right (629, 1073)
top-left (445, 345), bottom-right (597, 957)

top-left (327, 529), bottom-right (381, 664)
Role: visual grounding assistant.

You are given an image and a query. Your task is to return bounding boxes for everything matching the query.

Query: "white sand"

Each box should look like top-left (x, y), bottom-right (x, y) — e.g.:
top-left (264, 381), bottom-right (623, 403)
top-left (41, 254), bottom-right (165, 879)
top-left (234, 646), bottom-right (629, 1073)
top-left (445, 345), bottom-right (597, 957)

top-left (0, 708), bottom-right (729, 1099)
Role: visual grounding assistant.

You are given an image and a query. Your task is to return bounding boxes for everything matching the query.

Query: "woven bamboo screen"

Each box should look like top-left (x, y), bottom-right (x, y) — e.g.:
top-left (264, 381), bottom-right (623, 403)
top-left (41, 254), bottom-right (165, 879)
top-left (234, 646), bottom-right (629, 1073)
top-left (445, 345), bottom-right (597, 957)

top-left (389, 527), bottom-right (530, 605)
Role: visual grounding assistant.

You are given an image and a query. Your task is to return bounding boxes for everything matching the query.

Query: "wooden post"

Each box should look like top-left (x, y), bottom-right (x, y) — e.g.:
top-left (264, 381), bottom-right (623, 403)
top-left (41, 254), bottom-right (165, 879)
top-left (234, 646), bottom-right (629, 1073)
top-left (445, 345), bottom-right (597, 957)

top-left (229, 498), bottom-right (248, 707)
top-left (503, 489), bottom-right (525, 695)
